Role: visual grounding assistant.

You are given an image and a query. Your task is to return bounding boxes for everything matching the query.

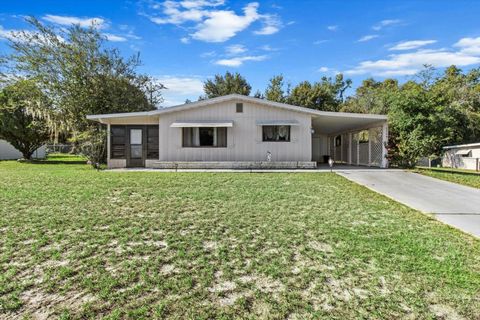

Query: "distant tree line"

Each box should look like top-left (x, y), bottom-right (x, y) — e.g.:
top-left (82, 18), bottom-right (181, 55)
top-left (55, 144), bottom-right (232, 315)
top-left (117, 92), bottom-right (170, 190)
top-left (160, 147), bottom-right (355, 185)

top-left (201, 68), bottom-right (480, 167)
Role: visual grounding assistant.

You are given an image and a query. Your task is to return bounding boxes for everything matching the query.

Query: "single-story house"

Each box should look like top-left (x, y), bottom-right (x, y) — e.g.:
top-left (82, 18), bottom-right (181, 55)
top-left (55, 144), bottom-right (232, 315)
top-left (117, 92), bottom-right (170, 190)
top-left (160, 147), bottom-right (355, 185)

top-left (86, 94), bottom-right (389, 169)
top-left (0, 139), bottom-right (46, 160)
top-left (442, 142), bottom-right (480, 171)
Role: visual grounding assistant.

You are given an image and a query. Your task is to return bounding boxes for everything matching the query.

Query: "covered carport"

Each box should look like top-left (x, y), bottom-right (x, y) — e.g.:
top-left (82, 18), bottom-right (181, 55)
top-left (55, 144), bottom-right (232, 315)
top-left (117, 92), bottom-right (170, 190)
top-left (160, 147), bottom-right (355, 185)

top-left (311, 111), bottom-right (388, 168)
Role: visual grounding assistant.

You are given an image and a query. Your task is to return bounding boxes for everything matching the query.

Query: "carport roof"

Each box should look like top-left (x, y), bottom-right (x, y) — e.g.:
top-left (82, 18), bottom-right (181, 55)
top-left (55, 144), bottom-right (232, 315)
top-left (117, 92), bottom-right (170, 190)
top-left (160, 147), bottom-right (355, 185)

top-left (311, 113), bottom-right (387, 135)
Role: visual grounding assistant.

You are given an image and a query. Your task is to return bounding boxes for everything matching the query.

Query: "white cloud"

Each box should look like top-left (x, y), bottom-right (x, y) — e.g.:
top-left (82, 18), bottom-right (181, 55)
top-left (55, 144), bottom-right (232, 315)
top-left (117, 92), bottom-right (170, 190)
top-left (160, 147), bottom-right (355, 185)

top-left (225, 44), bottom-right (247, 55)
top-left (146, 1), bottom-right (281, 42)
top-left (317, 66), bottom-right (339, 74)
top-left (180, 37), bottom-right (190, 43)
top-left (372, 19), bottom-right (401, 31)
top-left (191, 2), bottom-right (260, 42)
top-left (215, 55), bottom-right (267, 67)
top-left (156, 75), bottom-right (205, 106)
top-left (345, 42), bottom-right (480, 77)
top-left (454, 37), bottom-right (480, 55)
top-left (327, 25), bottom-right (338, 31)
top-left (254, 14), bottom-right (281, 35)
top-left (260, 44), bottom-right (277, 51)
top-left (103, 33), bottom-right (127, 42)
top-left (0, 26), bottom-right (22, 41)
top-left (0, 25), bottom-right (64, 43)
top-left (200, 50), bottom-right (216, 58)
top-left (43, 14), bottom-right (106, 29)
top-left (389, 40), bottom-right (437, 51)
top-left (42, 15), bottom-right (140, 42)
top-left (358, 34), bottom-right (379, 42)
top-left (149, 0), bottom-right (206, 24)
top-left (180, 0), bottom-right (225, 9)
top-left (313, 39), bottom-right (328, 45)
top-left (117, 25), bottom-right (142, 40)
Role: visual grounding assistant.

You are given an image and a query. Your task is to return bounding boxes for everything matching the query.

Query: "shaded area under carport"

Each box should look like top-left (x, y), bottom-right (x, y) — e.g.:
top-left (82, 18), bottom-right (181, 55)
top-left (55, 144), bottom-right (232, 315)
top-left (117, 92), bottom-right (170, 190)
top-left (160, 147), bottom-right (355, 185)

top-left (311, 112), bottom-right (388, 168)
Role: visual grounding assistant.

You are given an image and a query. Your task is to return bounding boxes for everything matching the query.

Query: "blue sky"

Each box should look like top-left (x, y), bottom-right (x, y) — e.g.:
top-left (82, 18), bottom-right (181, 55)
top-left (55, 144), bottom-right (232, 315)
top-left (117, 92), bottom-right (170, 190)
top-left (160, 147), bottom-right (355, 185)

top-left (1, 0), bottom-right (480, 106)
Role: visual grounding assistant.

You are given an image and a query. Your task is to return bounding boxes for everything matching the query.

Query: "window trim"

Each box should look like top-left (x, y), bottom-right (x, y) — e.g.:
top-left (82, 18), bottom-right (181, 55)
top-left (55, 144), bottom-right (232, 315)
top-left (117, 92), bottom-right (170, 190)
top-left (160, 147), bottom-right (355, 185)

top-left (110, 125), bottom-right (126, 159)
top-left (262, 125), bottom-right (291, 142)
top-left (335, 135), bottom-right (342, 147)
top-left (110, 125), bottom-right (159, 160)
top-left (146, 125), bottom-right (159, 159)
top-left (236, 102), bottom-right (243, 113)
top-left (182, 127), bottom-right (228, 148)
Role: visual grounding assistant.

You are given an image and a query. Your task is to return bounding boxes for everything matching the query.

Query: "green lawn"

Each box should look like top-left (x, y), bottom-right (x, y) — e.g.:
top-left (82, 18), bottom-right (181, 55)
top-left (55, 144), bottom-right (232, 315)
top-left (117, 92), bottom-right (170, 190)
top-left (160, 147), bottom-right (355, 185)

top-left (414, 167), bottom-right (480, 189)
top-left (1, 158), bottom-right (479, 319)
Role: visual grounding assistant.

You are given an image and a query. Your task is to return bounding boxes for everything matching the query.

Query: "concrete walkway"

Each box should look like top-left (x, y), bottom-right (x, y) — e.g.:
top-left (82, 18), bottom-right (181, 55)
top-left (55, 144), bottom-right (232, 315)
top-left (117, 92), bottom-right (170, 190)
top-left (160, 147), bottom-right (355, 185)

top-left (107, 165), bottom-right (397, 173)
top-left (338, 170), bottom-right (480, 237)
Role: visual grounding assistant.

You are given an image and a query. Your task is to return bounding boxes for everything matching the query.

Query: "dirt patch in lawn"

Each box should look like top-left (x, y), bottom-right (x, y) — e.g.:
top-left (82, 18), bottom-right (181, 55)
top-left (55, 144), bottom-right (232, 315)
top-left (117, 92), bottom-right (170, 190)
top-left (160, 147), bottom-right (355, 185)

top-left (5, 288), bottom-right (96, 320)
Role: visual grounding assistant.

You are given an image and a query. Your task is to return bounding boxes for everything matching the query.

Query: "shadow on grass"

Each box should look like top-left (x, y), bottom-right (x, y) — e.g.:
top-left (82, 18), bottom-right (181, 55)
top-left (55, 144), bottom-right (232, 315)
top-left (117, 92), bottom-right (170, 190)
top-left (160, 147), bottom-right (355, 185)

top-left (25, 160), bottom-right (88, 165)
top-left (16, 153), bottom-right (88, 165)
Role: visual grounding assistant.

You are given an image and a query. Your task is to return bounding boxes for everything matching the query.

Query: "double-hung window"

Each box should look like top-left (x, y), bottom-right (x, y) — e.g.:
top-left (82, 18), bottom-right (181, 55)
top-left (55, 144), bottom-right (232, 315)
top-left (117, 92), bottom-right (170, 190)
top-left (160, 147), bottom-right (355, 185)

top-left (182, 127), bottom-right (227, 147)
top-left (262, 125), bottom-right (291, 142)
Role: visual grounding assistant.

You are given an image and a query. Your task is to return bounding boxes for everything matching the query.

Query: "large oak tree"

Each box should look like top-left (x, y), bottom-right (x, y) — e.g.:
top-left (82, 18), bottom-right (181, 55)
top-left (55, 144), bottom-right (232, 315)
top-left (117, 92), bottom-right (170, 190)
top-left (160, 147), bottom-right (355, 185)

top-left (0, 80), bottom-right (50, 159)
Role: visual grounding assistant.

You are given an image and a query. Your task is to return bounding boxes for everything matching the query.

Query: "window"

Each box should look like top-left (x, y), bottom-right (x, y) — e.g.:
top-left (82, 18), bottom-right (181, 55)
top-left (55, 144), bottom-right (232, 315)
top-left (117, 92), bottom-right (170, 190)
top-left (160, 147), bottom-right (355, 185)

top-left (111, 126), bottom-right (126, 159)
top-left (130, 129), bottom-right (142, 159)
top-left (147, 126), bottom-right (159, 159)
top-left (236, 103), bottom-right (243, 113)
top-left (335, 135), bottom-right (342, 147)
top-left (182, 127), bottom-right (227, 147)
top-left (262, 125), bottom-right (291, 142)
top-left (359, 130), bottom-right (369, 144)
top-left (111, 125), bottom-right (158, 159)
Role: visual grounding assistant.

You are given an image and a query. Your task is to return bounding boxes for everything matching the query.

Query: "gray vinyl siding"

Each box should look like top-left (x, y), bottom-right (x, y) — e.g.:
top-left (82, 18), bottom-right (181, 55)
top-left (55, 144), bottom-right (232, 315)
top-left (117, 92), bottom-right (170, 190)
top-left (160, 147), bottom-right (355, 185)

top-left (158, 100), bottom-right (312, 162)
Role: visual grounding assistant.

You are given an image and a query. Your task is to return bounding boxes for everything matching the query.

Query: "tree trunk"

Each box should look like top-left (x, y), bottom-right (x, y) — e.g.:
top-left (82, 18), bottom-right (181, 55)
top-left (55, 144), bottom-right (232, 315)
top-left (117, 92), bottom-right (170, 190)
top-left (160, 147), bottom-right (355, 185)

top-left (21, 149), bottom-right (34, 160)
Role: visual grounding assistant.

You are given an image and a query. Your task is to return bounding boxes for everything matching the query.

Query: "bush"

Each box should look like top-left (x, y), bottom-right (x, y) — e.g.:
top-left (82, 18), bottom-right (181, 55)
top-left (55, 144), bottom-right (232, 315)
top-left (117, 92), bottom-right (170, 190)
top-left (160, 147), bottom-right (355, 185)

top-left (77, 127), bottom-right (107, 169)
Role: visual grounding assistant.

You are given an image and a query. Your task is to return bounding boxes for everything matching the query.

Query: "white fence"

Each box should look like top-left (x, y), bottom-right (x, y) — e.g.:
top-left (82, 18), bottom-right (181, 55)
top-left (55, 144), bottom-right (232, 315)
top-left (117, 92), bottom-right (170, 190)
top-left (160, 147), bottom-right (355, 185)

top-left (328, 125), bottom-right (387, 168)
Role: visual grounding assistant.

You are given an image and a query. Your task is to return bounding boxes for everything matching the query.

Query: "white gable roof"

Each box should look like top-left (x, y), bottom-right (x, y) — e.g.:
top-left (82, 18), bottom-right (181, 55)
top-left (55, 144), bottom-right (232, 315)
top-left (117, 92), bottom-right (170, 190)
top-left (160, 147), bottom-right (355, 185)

top-left (86, 94), bottom-right (387, 122)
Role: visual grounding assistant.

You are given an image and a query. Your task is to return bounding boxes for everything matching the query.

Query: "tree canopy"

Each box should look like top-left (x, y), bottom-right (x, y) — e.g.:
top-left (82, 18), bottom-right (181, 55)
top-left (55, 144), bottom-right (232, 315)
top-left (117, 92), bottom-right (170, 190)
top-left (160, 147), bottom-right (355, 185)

top-left (287, 74), bottom-right (352, 111)
top-left (344, 65), bottom-right (480, 166)
top-left (1, 16), bottom-right (163, 137)
top-left (202, 71), bottom-right (251, 99)
top-left (264, 75), bottom-right (287, 103)
top-left (0, 80), bottom-right (50, 159)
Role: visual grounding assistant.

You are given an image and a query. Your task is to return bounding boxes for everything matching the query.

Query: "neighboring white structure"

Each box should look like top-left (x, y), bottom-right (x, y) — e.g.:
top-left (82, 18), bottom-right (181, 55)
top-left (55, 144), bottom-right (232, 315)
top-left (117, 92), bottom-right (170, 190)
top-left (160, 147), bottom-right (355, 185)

top-left (442, 142), bottom-right (480, 171)
top-left (0, 139), bottom-right (46, 160)
top-left (86, 94), bottom-right (389, 169)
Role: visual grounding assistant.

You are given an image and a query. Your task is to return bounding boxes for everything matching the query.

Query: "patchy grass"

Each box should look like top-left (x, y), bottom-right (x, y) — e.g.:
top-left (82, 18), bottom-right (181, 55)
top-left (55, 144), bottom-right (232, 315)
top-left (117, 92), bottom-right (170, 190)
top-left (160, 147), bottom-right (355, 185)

top-left (414, 167), bottom-right (480, 189)
top-left (1, 158), bottom-right (479, 319)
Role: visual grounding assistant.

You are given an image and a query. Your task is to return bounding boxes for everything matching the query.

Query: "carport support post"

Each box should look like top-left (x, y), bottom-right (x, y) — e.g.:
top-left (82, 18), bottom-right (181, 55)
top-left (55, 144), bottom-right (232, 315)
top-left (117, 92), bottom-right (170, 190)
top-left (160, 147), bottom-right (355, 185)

top-left (368, 130), bottom-right (372, 167)
top-left (348, 133), bottom-right (352, 165)
top-left (381, 122), bottom-right (389, 168)
top-left (107, 123), bottom-right (111, 163)
top-left (332, 137), bottom-right (335, 162)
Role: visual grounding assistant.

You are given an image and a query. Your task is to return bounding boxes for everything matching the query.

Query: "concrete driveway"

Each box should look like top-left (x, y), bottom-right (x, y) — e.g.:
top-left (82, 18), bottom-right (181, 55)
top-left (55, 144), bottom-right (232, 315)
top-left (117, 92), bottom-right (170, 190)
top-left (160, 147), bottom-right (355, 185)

top-left (337, 170), bottom-right (480, 237)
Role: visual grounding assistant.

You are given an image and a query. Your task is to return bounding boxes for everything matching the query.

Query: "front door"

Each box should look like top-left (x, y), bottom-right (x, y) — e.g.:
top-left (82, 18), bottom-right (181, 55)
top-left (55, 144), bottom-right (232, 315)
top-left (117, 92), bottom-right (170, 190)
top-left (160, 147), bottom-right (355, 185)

top-left (127, 127), bottom-right (145, 167)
